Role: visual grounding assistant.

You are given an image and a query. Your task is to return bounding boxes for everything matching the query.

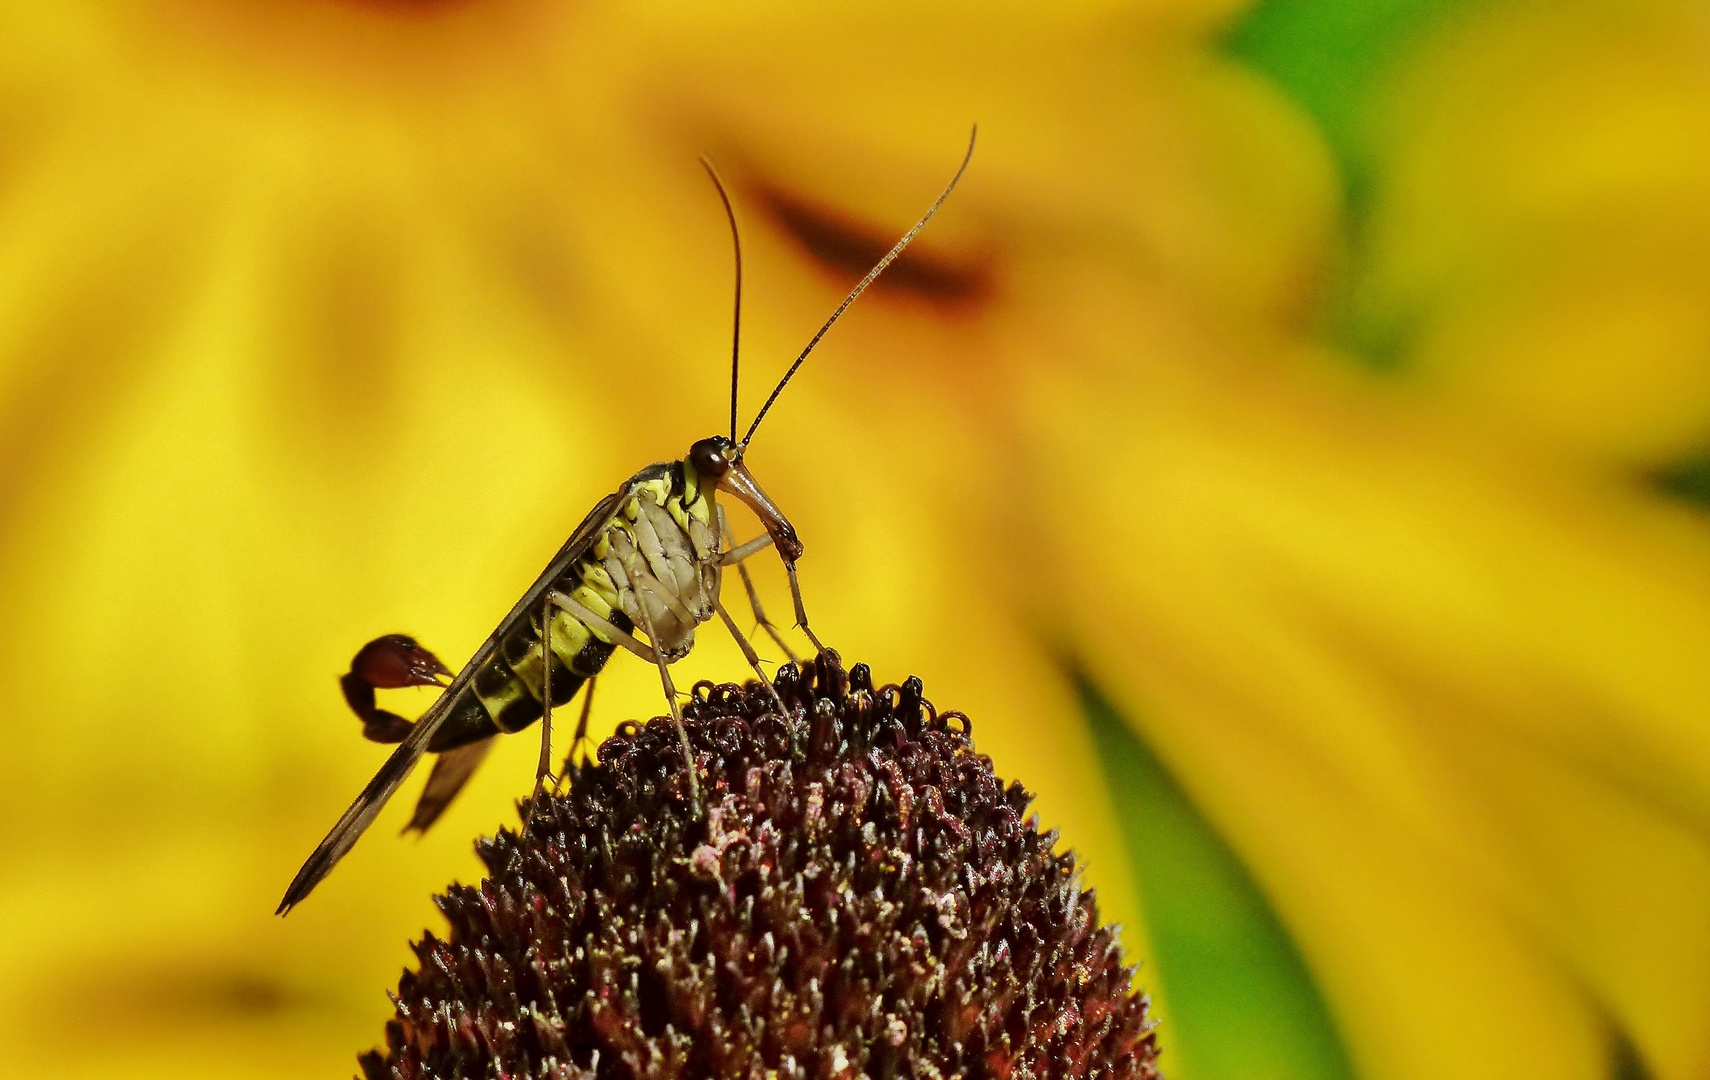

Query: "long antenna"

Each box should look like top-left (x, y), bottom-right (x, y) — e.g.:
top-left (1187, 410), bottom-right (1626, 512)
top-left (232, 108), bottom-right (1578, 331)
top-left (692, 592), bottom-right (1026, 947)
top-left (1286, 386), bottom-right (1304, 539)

top-left (739, 125), bottom-right (977, 451)
top-left (701, 157), bottom-right (744, 443)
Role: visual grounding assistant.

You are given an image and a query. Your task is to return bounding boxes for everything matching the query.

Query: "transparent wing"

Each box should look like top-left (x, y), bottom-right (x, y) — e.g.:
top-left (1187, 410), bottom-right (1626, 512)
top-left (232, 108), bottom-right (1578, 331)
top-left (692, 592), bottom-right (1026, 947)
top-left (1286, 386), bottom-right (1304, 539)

top-left (403, 736), bottom-right (498, 835)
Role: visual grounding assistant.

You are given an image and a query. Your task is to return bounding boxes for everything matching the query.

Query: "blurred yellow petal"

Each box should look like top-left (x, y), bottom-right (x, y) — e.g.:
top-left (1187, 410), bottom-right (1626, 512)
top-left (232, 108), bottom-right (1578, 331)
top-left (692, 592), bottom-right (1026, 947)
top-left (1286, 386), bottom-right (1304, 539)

top-left (8, 1), bottom-right (1704, 1079)
top-left (1356, 0), bottom-right (1710, 463)
top-left (1024, 277), bottom-right (1710, 1077)
top-left (0, 1), bottom-right (1332, 1076)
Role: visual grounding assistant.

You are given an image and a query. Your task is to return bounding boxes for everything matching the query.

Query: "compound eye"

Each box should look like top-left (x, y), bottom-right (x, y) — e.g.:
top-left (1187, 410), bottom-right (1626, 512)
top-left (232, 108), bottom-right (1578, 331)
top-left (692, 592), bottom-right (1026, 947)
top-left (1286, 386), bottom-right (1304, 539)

top-left (688, 436), bottom-right (733, 479)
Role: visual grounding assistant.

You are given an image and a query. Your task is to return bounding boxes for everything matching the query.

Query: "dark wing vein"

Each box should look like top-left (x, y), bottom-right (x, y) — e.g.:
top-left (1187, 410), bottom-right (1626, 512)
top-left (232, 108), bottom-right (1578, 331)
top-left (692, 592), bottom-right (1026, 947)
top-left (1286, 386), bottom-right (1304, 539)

top-left (276, 481), bottom-right (644, 914)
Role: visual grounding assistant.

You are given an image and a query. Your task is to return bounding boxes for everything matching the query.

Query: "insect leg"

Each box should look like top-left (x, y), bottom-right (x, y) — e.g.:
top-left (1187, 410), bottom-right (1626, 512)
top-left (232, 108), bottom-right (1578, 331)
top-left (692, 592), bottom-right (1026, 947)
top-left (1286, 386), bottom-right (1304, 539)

top-left (614, 559), bottom-right (702, 812)
top-left (717, 505), bottom-right (800, 665)
top-left (529, 594), bottom-right (557, 819)
top-left (713, 597), bottom-right (791, 717)
top-left (718, 533), bottom-right (774, 566)
top-left (567, 674), bottom-right (598, 774)
top-left (714, 527), bottom-right (822, 656)
top-left (548, 590), bottom-right (660, 663)
top-left (785, 561), bottom-right (827, 656)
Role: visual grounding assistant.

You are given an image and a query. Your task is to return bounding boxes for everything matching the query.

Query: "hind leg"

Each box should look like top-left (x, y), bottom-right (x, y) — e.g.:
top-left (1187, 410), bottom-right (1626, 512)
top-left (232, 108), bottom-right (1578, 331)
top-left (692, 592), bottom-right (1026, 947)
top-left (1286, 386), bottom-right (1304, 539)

top-left (567, 674), bottom-right (598, 770)
top-left (610, 561), bottom-right (701, 812)
top-left (529, 596), bottom-right (559, 815)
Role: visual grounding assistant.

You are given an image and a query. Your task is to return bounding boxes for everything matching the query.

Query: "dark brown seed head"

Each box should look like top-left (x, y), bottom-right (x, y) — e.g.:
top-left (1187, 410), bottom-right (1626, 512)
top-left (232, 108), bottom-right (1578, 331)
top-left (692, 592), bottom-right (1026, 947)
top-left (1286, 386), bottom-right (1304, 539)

top-left (360, 653), bottom-right (1160, 1080)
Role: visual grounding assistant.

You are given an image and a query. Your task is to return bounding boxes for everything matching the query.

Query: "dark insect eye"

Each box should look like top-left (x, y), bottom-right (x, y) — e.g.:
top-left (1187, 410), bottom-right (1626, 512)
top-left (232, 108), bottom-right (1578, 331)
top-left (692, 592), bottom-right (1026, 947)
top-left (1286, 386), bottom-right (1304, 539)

top-left (688, 436), bottom-right (733, 479)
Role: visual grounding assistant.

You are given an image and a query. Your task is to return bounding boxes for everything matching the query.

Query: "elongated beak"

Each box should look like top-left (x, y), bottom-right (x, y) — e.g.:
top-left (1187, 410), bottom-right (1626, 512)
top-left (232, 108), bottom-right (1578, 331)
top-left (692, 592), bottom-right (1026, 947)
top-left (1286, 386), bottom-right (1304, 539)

top-left (718, 462), bottom-right (804, 563)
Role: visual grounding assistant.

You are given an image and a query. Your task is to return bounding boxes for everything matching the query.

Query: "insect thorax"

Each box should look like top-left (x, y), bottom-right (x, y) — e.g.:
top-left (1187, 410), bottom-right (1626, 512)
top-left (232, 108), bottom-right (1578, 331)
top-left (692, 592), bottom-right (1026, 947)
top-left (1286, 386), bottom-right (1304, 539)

top-left (576, 463), bottom-right (722, 659)
top-left (466, 463), bottom-right (721, 735)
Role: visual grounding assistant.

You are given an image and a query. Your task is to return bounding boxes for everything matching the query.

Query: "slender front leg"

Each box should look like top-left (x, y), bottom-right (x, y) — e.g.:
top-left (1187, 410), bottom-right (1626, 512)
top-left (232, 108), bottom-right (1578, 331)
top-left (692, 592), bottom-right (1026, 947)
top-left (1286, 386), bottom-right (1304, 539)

top-left (719, 532), bottom-right (775, 566)
top-left (713, 597), bottom-right (790, 717)
top-left (717, 505), bottom-right (799, 664)
top-left (785, 561), bottom-right (826, 655)
top-left (614, 562), bottom-right (702, 812)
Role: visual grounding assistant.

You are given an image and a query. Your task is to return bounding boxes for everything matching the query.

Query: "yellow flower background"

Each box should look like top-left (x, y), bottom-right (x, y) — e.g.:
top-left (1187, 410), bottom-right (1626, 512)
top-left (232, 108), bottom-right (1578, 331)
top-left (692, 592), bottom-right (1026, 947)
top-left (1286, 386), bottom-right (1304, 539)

top-left (1, 0), bottom-right (1706, 1078)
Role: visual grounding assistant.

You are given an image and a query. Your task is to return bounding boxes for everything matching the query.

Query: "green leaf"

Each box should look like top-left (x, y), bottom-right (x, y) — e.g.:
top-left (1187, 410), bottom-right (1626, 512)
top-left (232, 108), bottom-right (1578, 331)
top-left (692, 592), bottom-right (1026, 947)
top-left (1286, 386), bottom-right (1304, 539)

top-left (1222, 0), bottom-right (1490, 206)
top-left (1081, 679), bottom-right (1355, 1080)
top-left (1653, 450), bottom-right (1710, 512)
top-left (1221, 0), bottom-right (1494, 368)
top-left (1611, 1028), bottom-right (1657, 1080)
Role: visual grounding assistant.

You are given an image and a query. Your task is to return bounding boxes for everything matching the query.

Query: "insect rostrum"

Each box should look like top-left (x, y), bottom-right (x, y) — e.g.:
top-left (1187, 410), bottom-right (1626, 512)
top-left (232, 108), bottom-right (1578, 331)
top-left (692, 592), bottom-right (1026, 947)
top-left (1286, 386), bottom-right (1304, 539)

top-left (361, 653), bottom-right (1161, 1080)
